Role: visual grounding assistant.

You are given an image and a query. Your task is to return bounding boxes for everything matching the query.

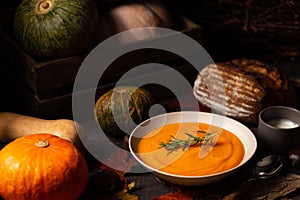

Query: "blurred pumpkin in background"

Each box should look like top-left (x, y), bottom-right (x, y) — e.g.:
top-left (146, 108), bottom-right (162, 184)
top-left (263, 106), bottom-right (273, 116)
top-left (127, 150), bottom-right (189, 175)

top-left (96, 0), bottom-right (173, 43)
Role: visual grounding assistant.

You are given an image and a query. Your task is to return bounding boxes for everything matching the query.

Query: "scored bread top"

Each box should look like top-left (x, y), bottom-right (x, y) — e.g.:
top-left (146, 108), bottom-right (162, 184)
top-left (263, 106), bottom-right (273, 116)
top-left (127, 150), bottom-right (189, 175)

top-left (193, 59), bottom-right (288, 124)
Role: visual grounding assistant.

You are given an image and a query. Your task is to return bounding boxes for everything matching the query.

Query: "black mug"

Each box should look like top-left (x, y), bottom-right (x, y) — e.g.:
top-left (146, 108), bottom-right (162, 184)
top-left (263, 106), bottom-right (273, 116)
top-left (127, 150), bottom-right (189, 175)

top-left (258, 106), bottom-right (300, 155)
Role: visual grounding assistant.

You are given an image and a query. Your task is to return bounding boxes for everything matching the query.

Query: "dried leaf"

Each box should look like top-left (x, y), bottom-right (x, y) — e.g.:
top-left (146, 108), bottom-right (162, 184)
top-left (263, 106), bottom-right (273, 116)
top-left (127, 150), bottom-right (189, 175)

top-left (100, 149), bottom-right (136, 172)
top-left (153, 192), bottom-right (193, 200)
top-left (127, 182), bottom-right (135, 190)
top-left (87, 168), bottom-right (124, 193)
top-left (100, 189), bottom-right (139, 200)
top-left (99, 149), bottom-right (136, 189)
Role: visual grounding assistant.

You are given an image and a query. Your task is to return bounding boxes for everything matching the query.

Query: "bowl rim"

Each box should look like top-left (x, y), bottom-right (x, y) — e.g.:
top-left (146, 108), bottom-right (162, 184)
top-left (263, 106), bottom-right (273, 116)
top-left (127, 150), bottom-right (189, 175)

top-left (129, 111), bottom-right (257, 179)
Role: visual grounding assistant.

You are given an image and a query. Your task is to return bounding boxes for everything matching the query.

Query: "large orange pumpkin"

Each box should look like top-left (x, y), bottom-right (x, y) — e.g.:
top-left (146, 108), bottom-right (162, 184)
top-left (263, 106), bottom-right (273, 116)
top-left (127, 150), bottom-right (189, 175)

top-left (0, 133), bottom-right (88, 200)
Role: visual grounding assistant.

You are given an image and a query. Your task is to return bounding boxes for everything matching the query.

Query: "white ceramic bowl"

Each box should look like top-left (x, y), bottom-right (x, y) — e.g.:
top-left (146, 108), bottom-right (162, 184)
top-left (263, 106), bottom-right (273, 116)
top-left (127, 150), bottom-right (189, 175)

top-left (129, 111), bottom-right (257, 186)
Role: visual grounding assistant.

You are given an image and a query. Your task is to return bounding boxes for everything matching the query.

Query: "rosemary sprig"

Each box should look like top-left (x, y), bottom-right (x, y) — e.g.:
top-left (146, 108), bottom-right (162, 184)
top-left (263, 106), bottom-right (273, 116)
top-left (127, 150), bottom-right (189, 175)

top-left (159, 130), bottom-right (219, 153)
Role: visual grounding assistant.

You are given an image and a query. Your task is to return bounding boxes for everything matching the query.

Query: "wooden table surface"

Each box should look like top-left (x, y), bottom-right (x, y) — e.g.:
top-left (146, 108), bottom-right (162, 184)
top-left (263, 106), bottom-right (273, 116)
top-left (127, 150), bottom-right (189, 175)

top-left (77, 93), bottom-right (300, 200)
top-left (0, 92), bottom-right (299, 200)
top-left (75, 122), bottom-right (300, 200)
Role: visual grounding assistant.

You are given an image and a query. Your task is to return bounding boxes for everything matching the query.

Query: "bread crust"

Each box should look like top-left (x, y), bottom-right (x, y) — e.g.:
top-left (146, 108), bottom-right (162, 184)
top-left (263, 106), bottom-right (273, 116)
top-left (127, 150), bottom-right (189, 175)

top-left (193, 59), bottom-right (288, 124)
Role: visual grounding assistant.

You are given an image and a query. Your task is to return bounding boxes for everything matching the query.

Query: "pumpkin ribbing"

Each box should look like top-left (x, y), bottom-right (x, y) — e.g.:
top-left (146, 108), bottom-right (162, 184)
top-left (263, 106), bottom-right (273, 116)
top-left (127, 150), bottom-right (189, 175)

top-left (95, 86), bottom-right (154, 138)
top-left (14, 0), bottom-right (98, 59)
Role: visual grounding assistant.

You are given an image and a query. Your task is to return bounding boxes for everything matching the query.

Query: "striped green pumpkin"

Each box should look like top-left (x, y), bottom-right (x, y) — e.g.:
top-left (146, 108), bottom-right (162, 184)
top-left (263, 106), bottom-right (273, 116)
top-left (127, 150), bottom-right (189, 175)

top-left (95, 86), bottom-right (154, 138)
top-left (14, 0), bottom-right (98, 59)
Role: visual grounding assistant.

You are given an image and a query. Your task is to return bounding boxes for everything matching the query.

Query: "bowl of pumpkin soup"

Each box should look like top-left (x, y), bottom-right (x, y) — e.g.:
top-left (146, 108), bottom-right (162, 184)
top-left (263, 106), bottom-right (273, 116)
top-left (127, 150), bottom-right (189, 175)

top-left (129, 111), bottom-right (257, 186)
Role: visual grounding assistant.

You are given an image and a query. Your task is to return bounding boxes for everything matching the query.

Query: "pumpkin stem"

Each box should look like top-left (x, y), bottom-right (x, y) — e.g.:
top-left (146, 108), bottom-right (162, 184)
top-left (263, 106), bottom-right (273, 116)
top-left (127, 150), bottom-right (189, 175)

top-left (35, 140), bottom-right (49, 148)
top-left (35, 0), bottom-right (54, 14)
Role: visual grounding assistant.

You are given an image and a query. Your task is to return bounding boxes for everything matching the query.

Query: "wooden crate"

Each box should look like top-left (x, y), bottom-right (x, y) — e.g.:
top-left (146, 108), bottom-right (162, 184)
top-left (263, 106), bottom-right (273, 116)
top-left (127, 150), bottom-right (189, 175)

top-left (0, 8), bottom-right (202, 119)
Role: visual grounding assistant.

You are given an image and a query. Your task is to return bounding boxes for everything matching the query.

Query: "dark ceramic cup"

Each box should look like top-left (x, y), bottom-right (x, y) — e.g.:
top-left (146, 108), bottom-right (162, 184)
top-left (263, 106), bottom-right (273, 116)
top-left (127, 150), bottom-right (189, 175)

top-left (258, 106), bottom-right (300, 155)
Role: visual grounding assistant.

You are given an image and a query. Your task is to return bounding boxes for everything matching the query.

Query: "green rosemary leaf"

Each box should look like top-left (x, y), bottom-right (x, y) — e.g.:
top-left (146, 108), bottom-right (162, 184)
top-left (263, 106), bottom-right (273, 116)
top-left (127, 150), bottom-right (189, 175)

top-left (158, 130), bottom-right (219, 154)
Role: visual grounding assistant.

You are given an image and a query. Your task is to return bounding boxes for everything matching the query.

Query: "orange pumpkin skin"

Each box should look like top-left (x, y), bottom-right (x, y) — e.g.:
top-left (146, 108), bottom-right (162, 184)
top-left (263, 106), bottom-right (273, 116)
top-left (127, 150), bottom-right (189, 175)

top-left (0, 133), bottom-right (88, 200)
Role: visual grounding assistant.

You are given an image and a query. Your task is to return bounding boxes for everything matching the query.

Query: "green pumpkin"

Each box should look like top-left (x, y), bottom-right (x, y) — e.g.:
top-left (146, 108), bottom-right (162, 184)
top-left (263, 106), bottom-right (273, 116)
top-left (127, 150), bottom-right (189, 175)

top-left (14, 0), bottom-right (98, 59)
top-left (95, 86), bottom-right (154, 138)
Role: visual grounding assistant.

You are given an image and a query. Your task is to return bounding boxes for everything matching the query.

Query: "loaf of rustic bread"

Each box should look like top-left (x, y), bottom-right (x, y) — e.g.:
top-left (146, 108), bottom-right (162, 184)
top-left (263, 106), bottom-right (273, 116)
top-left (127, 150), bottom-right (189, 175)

top-left (193, 59), bottom-right (288, 124)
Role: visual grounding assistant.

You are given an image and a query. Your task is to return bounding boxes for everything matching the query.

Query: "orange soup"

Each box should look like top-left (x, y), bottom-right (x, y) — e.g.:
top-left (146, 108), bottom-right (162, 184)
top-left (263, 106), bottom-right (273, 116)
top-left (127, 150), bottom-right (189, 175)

top-left (137, 122), bottom-right (245, 176)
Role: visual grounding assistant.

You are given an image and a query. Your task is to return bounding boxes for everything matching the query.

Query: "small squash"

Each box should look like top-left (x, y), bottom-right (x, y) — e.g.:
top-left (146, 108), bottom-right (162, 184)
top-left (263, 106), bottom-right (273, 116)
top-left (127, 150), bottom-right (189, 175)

top-left (0, 133), bottom-right (88, 200)
top-left (0, 112), bottom-right (84, 151)
top-left (95, 86), bottom-right (154, 138)
top-left (14, 0), bottom-right (98, 59)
